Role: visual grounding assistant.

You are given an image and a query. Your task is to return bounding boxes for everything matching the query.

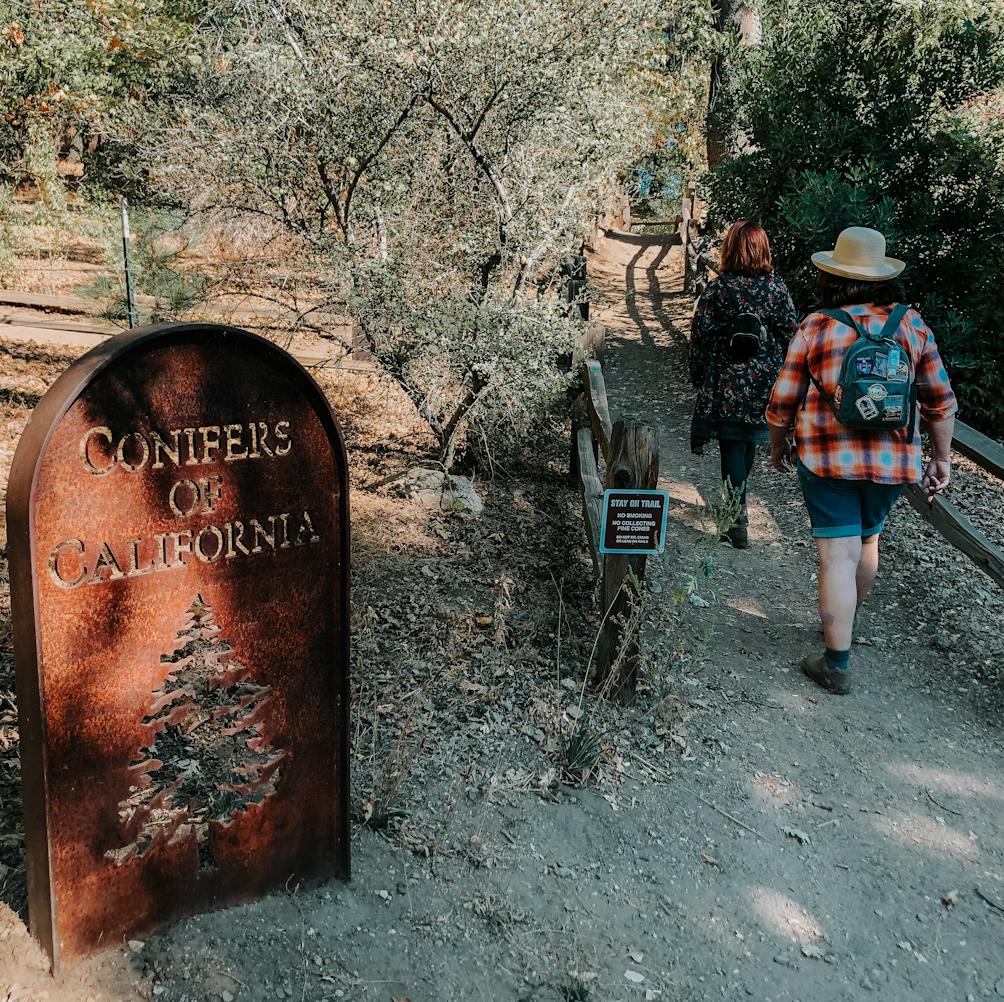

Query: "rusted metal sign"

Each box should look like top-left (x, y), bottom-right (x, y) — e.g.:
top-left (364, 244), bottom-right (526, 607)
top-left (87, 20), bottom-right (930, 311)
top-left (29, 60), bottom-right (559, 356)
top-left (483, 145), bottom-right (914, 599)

top-left (6, 323), bottom-right (350, 971)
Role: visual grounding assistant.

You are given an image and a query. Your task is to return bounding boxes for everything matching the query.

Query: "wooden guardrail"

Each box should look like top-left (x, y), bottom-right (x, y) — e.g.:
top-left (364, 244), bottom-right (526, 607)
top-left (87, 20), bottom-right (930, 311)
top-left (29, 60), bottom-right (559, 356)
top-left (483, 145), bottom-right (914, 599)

top-left (569, 323), bottom-right (660, 702)
top-left (905, 419), bottom-right (1004, 590)
top-left (953, 420), bottom-right (1004, 481)
top-left (560, 253), bottom-right (589, 321)
top-left (681, 181), bottom-right (716, 297)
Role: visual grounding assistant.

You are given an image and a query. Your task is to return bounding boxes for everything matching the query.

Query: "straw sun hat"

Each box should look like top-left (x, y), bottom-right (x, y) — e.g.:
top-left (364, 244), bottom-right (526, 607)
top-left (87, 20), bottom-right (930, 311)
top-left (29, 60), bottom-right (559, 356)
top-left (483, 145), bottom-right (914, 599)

top-left (811, 226), bottom-right (905, 281)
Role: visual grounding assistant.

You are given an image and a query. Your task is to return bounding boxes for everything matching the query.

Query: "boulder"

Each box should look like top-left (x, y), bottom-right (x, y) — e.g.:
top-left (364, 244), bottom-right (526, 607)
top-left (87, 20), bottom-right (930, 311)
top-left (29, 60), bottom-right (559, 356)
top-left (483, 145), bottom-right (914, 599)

top-left (398, 467), bottom-right (484, 515)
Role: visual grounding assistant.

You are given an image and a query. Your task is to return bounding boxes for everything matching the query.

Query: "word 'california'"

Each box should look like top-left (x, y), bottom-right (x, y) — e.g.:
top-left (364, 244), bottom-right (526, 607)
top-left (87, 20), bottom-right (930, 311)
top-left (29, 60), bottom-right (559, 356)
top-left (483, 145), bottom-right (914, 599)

top-left (48, 510), bottom-right (320, 590)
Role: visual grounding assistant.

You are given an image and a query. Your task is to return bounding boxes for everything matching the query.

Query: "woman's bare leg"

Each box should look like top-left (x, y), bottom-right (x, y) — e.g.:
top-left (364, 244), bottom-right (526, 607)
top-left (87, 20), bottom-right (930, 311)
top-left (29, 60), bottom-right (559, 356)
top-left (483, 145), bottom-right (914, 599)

top-left (816, 535), bottom-right (862, 650)
top-left (856, 534), bottom-right (880, 610)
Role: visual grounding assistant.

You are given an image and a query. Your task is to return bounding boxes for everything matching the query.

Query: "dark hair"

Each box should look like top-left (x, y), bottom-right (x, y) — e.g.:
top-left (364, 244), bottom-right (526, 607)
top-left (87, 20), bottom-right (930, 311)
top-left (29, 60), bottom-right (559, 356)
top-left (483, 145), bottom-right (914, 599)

top-left (817, 270), bottom-right (904, 309)
top-left (719, 220), bottom-right (772, 276)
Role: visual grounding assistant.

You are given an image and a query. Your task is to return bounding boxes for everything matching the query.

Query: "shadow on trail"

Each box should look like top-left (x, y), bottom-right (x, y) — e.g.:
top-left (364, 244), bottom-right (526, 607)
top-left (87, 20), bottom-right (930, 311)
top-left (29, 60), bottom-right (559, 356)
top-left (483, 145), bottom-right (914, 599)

top-left (604, 228), bottom-right (681, 350)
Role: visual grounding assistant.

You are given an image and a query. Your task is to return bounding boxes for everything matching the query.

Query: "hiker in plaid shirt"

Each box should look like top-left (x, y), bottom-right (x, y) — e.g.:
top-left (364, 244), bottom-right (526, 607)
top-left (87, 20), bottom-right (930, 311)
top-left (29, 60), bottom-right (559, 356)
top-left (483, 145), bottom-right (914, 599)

top-left (767, 227), bottom-right (958, 695)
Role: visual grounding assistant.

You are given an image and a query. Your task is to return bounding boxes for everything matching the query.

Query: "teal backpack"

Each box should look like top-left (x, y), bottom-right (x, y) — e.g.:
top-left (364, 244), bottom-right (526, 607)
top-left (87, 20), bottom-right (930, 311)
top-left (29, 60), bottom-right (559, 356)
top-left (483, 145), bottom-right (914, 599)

top-left (809, 304), bottom-right (916, 431)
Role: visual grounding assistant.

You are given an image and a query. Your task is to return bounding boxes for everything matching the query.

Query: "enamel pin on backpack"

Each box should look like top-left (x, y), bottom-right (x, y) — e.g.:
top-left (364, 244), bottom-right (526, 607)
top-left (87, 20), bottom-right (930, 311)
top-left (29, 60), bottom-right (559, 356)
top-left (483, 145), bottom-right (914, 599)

top-left (809, 304), bottom-right (916, 431)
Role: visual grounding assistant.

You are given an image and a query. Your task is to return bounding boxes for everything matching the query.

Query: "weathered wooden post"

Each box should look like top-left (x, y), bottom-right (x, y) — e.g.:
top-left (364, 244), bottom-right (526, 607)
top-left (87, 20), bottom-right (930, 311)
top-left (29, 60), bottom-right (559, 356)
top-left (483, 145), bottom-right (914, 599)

top-left (561, 253), bottom-right (589, 321)
top-left (682, 181), bottom-right (699, 295)
top-left (593, 419), bottom-right (660, 703)
top-left (569, 326), bottom-right (664, 701)
top-left (681, 186), bottom-right (692, 292)
top-left (568, 325), bottom-right (606, 484)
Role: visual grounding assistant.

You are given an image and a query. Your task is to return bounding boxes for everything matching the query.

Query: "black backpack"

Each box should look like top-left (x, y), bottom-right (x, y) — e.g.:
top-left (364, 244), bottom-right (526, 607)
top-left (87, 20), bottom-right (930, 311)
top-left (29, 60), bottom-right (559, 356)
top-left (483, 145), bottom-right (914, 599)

top-left (729, 312), bottom-right (766, 363)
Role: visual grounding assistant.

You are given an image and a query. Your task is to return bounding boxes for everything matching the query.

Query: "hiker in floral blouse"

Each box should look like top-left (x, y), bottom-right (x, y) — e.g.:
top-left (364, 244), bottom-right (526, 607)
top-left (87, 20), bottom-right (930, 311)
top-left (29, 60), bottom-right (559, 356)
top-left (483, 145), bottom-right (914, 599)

top-left (689, 220), bottom-right (797, 547)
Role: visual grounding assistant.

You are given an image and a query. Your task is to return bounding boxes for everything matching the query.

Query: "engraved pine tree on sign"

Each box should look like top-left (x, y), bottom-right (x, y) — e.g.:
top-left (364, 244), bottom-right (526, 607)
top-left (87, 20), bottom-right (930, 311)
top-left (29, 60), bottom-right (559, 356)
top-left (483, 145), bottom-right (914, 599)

top-left (107, 595), bottom-right (287, 871)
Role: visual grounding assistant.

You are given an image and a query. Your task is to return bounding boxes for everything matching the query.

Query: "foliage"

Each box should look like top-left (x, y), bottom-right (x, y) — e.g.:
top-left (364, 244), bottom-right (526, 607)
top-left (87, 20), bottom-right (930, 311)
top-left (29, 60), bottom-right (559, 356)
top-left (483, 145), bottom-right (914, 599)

top-left (100, 0), bottom-right (667, 468)
top-left (673, 482), bottom-right (742, 604)
top-left (350, 261), bottom-right (578, 470)
top-left (707, 0), bottom-right (1004, 433)
top-left (82, 207), bottom-right (211, 324)
top-left (628, 0), bottom-right (721, 215)
top-left (0, 1), bottom-right (195, 198)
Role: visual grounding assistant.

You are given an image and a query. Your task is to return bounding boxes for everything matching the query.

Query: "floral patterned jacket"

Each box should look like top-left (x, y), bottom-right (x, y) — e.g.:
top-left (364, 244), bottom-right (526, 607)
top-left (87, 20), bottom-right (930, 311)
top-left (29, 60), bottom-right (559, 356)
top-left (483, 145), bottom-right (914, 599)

top-left (689, 271), bottom-right (798, 450)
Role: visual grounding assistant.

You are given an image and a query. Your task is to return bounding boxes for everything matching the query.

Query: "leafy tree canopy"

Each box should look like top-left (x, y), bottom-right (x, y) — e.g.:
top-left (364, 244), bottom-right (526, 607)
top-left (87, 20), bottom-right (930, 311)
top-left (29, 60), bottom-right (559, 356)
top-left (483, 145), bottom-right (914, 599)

top-left (708, 0), bottom-right (1004, 432)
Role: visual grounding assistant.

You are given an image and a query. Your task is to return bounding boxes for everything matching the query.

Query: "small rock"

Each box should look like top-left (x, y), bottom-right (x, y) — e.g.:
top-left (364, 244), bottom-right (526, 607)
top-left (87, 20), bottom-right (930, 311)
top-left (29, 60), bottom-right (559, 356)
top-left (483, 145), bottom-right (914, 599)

top-left (397, 468), bottom-right (484, 515)
top-left (377, 889), bottom-right (391, 901)
top-left (127, 939), bottom-right (145, 953)
top-left (624, 970), bottom-right (645, 984)
top-left (222, 992), bottom-right (234, 1002)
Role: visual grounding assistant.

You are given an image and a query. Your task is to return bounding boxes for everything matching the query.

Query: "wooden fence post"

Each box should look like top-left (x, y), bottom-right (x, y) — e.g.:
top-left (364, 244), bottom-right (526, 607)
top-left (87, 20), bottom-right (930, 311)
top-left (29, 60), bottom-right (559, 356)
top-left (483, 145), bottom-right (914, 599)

top-left (569, 394), bottom-right (591, 485)
top-left (568, 325), bottom-right (605, 483)
top-left (682, 181), bottom-right (698, 295)
top-left (681, 187), bottom-right (692, 293)
top-left (592, 419), bottom-right (660, 703)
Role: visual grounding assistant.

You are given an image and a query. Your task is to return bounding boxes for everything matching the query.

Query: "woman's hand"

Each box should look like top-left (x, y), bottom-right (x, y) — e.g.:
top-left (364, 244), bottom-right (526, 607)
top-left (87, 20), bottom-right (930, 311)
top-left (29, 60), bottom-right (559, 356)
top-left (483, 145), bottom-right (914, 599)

top-left (771, 438), bottom-right (796, 473)
top-left (921, 459), bottom-right (951, 500)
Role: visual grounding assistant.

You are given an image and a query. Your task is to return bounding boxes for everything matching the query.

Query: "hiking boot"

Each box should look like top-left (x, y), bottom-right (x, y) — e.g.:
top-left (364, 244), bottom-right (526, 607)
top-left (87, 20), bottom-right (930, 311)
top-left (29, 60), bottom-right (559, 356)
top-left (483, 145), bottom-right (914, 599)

top-left (800, 654), bottom-right (851, 695)
top-left (725, 524), bottom-right (749, 549)
top-left (722, 503), bottom-right (749, 549)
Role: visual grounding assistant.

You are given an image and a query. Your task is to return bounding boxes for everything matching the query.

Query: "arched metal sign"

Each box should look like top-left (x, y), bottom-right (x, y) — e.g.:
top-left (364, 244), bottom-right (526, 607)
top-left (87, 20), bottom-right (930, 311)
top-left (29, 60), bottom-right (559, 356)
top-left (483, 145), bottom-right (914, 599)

top-left (6, 324), bottom-right (350, 970)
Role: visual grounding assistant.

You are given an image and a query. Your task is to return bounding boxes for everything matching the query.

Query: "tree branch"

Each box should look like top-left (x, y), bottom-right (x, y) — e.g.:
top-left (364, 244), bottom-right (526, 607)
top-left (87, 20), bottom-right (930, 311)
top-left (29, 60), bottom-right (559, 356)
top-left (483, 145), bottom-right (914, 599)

top-left (343, 92), bottom-right (420, 234)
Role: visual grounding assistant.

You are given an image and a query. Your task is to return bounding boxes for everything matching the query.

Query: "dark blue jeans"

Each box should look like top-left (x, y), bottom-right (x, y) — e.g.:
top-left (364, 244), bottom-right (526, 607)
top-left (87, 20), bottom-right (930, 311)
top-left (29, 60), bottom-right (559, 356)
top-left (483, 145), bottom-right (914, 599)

top-left (719, 438), bottom-right (756, 505)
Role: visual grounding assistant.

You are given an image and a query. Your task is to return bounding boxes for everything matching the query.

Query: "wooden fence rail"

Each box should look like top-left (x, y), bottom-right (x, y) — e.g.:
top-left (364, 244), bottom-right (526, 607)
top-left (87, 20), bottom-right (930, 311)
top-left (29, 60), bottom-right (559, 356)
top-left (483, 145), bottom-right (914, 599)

top-left (952, 420), bottom-right (1004, 481)
top-left (906, 418), bottom-right (1004, 590)
top-left (568, 323), bottom-right (660, 703)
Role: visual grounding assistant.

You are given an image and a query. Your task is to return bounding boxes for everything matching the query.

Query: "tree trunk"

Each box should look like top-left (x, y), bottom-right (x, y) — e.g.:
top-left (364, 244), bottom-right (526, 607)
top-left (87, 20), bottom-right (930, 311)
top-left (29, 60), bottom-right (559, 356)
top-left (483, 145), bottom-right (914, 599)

top-left (707, 1), bottom-right (761, 169)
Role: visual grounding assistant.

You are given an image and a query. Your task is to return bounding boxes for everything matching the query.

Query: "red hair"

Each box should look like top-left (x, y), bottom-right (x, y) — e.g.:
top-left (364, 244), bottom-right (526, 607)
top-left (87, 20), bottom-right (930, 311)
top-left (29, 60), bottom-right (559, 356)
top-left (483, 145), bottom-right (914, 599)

top-left (719, 220), bottom-right (772, 276)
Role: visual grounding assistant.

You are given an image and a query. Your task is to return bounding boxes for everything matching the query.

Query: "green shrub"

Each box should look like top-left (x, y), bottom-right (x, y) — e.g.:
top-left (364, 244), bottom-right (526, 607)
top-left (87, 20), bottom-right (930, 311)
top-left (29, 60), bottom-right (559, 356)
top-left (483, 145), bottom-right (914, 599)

top-left (707, 0), bottom-right (1004, 434)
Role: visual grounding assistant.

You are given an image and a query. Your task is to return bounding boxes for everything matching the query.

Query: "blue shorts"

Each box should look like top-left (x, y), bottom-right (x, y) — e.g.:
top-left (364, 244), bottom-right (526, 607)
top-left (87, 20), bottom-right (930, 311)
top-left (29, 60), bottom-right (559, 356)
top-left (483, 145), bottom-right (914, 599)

top-left (797, 462), bottom-right (906, 539)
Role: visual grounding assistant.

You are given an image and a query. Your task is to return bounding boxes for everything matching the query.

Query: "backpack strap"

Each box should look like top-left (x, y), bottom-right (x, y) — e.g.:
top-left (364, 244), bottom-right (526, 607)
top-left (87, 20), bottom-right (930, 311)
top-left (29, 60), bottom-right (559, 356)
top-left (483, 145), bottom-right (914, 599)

top-left (878, 303), bottom-right (910, 343)
top-left (822, 304), bottom-right (910, 343)
top-left (819, 307), bottom-right (870, 340)
top-left (805, 309), bottom-right (861, 408)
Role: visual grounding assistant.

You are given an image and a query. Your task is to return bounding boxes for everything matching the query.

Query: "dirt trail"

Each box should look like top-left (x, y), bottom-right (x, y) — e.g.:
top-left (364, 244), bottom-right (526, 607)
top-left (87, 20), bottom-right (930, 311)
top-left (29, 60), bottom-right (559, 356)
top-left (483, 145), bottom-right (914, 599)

top-left (2, 233), bottom-right (1004, 1002)
top-left (588, 230), bottom-right (1004, 1001)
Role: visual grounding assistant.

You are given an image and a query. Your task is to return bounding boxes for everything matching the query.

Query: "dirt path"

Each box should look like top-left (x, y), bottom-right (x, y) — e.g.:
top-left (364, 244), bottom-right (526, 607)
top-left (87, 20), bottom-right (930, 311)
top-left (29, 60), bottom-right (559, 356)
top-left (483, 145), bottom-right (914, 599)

top-left (588, 230), bottom-right (1004, 1001)
top-left (3, 234), bottom-right (1004, 1002)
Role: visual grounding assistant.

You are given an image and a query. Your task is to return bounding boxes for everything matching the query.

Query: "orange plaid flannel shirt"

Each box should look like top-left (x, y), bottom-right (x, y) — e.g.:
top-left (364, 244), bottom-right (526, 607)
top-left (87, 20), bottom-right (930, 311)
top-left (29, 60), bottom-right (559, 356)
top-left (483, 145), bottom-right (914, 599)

top-left (766, 304), bottom-right (958, 484)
